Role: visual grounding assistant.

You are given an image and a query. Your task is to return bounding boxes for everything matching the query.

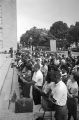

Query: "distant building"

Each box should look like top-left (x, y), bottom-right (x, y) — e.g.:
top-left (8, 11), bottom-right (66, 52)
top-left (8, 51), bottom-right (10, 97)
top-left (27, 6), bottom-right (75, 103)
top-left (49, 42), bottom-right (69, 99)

top-left (0, 0), bottom-right (17, 51)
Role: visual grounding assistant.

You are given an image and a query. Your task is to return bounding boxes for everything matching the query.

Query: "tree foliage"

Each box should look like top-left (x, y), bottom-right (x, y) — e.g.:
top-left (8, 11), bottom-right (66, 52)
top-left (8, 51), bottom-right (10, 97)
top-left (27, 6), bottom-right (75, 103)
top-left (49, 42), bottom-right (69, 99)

top-left (49, 21), bottom-right (69, 39)
top-left (20, 21), bottom-right (79, 49)
top-left (66, 22), bottom-right (79, 46)
top-left (20, 27), bottom-right (50, 47)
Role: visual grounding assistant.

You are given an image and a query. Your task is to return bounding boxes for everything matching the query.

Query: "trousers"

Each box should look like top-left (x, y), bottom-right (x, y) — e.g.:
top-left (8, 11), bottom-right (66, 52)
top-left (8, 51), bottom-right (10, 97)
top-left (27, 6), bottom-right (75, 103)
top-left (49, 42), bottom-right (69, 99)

top-left (54, 104), bottom-right (68, 120)
top-left (67, 97), bottom-right (78, 120)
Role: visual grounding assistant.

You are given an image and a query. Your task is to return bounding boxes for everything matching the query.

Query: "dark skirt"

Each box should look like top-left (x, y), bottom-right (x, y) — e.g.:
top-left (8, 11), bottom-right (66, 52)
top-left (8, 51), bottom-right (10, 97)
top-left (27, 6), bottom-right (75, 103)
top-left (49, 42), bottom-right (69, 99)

top-left (22, 83), bottom-right (31, 98)
top-left (32, 86), bottom-right (42, 105)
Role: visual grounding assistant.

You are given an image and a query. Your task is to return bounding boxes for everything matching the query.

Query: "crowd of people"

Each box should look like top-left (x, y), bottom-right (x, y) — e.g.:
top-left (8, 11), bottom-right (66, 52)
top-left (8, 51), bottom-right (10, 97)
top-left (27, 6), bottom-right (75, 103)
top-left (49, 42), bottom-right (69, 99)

top-left (15, 49), bottom-right (79, 120)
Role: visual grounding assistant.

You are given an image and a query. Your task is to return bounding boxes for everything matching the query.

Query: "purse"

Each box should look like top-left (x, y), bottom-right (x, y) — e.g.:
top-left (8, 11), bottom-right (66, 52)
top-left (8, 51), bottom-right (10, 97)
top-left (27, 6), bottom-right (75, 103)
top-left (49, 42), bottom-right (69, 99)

top-left (15, 97), bottom-right (33, 113)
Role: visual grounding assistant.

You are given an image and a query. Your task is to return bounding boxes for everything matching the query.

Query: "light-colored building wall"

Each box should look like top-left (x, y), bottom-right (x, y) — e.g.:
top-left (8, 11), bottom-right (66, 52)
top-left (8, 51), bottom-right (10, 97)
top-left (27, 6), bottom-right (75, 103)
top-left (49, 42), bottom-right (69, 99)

top-left (0, 0), bottom-right (17, 51)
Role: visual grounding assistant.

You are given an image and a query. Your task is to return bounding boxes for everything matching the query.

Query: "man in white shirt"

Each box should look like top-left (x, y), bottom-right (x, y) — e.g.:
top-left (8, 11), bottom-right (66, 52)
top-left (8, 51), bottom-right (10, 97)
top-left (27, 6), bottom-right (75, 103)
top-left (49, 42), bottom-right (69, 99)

top-left (32, 63), bottom-right (43, 105)
top-left (51, 70), bottom-right (68, 120)
top-left (41, 60), bottom-right (48, 83)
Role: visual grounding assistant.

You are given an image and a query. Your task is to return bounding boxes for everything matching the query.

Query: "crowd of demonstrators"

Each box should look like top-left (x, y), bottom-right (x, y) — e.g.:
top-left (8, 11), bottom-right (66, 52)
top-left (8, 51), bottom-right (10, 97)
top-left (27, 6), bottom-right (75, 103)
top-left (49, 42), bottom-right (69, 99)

top-left (15, 49), bottom-right (79, 120)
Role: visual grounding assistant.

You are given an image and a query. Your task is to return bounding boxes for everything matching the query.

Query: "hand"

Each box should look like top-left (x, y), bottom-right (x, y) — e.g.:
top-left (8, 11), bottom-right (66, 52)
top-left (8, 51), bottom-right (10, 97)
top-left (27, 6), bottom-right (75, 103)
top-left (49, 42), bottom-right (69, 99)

top-left (49, 94), bottom-right (56, 103)
top-left (20, 76), bottom-right (23, 79)
top-left (20, 77), bottom-right (25, 83)
top-left (17, 73), bottom-right (20, 76)
top-left (68, 93), bottom-right (73, 98)
top-left (22, 79), bottom-right (25, 83)
top-left (72, 94), bottom-right (78, 98)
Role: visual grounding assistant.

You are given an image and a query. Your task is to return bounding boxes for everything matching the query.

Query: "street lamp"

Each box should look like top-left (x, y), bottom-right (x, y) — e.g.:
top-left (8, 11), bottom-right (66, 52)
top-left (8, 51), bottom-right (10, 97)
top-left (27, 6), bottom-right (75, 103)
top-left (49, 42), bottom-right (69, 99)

top-left (29, 36), bottom-right (33, 57)
top-left (29, 37), bottom-right (32, 47)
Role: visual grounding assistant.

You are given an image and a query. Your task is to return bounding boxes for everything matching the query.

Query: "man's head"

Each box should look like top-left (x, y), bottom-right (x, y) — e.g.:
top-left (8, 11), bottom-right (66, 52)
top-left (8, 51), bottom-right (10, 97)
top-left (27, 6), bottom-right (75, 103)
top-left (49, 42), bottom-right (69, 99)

top-left (54, 70), bottom-right (61, 84)
top-left (34, 63), bottom-right (40, 72)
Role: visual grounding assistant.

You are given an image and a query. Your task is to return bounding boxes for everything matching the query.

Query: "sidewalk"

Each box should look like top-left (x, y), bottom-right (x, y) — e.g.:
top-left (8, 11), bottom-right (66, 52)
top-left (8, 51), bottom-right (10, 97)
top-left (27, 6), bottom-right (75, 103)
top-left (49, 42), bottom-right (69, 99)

top-left (0, 55), bottom-right (34, 120)
top-left (0, 54), bottom-right (12, 91)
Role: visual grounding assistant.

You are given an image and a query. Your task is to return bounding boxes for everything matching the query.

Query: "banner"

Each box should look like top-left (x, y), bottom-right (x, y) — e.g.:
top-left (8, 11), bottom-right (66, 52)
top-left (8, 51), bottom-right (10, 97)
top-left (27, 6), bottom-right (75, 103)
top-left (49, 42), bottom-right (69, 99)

top-left (50, 40), bottom-right (56, 52)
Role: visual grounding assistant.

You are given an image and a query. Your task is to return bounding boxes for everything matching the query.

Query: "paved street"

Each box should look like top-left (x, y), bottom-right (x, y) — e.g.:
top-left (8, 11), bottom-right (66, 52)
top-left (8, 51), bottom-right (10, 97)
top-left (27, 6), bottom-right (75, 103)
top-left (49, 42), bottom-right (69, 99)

top-left (0, 53), bottom-right (79, 120)
top-left (0, 54), bottom-right (12, 92)
top-left (0, 54), bottom-right (9, 68)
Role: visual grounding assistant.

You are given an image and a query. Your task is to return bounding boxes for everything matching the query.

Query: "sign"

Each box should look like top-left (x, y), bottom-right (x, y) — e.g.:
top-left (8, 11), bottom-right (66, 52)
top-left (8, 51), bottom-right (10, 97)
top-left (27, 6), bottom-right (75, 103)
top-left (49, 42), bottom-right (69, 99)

top-left (50, 40), bottom-right (56, 52)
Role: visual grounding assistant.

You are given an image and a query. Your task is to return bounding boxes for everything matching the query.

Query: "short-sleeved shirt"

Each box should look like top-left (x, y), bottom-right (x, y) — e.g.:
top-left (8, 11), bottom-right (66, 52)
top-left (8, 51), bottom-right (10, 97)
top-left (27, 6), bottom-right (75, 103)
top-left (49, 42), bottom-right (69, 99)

top-left (32, 70), bottom-right (43, 86)
top-left (52, 80), bottom-right (67, 106)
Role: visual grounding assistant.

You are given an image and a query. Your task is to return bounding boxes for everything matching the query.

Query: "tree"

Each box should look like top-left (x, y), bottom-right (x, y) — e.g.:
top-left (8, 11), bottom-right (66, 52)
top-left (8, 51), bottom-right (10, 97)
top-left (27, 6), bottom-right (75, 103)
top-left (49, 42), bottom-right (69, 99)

top-left (20, 27), bottom-right (50, 47)
top-left (66, 22), bottom-right (79, 47)
top-left (49, 21), bottom-right (69, 39)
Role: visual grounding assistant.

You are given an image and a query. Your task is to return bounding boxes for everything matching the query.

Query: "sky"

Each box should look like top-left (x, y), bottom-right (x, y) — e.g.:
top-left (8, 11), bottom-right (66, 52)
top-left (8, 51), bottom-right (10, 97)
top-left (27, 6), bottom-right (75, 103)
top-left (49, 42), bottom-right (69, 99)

top-left (17, 0), bottom-right (79, 41)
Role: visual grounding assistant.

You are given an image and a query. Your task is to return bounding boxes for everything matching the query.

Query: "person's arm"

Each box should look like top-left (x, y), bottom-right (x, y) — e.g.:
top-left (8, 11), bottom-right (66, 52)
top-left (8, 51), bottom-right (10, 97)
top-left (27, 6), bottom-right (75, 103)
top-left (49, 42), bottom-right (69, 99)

top-left (17, 71), bottom-right (22, 76)
top-left (67, 81), bottom-right (78, 98)
top-left (67, 89), bottom-right (73, 98)
top-left (72, 88), bottom-right (78, 98)
top-left (34, 85), bottom-right (48, 97)
top-left (20, 76), bottom-right (36, 85)
top-left (67, 79), bottom-right (73, 98)
top-left (49, 93), bottom-right (57, 104)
